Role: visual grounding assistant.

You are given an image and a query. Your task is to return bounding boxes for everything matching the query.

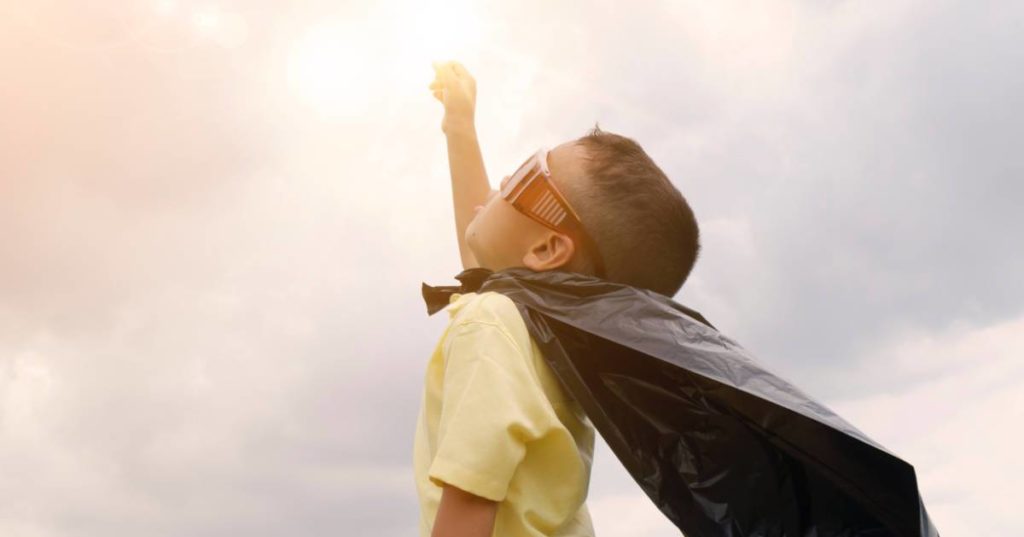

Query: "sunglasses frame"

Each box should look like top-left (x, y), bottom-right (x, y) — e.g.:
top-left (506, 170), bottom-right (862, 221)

top-left (500, 148), bottom-right (607, 278)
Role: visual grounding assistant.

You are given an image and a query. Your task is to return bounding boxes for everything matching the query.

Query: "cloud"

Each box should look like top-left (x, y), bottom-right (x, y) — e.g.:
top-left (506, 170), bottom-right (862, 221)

top-left (831, 315), bottom-right (1024, 535)
top-left (588, 493), bottom-right (680, 537)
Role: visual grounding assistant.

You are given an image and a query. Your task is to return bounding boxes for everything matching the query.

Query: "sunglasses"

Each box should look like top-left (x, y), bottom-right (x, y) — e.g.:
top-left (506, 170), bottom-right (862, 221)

top-left (500, 148), bottom-right (607, 278)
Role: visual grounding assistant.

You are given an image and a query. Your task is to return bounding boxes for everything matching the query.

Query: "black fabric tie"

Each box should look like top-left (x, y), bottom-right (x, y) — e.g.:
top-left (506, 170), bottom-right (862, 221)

top-left (421, 267), bottom-right (496, 316)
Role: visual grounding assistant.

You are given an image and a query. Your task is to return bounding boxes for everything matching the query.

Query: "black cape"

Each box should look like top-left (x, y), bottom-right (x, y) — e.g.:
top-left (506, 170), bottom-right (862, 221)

top-left (421, 267), bottom-right (939, 537)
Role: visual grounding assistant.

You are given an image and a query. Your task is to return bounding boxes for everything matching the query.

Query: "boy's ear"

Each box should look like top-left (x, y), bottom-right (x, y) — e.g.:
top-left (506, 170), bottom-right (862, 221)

top-left (522, 231), bottom-right (576, 271)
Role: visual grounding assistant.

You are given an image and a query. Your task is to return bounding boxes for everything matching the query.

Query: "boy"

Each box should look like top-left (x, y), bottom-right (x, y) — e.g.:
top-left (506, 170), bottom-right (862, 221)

top-left (414, 61), bottom-right (701, 537)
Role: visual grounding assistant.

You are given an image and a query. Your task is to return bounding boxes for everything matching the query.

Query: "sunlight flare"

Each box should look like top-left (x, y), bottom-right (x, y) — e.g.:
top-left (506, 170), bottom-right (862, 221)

top-left (286, 0), bottom-right (487, 117)
top-left (286, 22), bottom-right (375, 118)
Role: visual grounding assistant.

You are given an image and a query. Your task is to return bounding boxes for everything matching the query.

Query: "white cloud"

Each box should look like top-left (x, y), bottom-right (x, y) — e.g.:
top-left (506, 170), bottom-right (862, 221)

top-left (832, 316), bottom-right (1024, 535)
top-left (588, 492), bottom-right (680, 537)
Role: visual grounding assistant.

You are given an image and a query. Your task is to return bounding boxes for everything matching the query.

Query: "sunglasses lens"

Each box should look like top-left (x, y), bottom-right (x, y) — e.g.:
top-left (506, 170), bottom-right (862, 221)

top-left (529, 189), bottom-right (568, 227)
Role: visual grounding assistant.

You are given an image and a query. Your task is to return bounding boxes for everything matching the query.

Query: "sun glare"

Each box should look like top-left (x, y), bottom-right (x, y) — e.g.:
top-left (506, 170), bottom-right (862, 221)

top-left (286, 0), bottom-right (485, 117)
top-left (387, 0), bottom-right (484, 78)
top-left (286, 22), bottom-right (374, 119)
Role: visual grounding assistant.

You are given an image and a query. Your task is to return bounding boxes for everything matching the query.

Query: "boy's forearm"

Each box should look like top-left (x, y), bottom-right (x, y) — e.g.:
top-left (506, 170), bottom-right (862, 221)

top-left (444, 122), bottom-right (490, 270)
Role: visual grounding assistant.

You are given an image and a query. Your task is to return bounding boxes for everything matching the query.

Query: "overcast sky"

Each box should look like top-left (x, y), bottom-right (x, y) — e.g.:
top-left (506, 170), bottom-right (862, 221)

top-left (1, 1), bottom-right (1021, 536)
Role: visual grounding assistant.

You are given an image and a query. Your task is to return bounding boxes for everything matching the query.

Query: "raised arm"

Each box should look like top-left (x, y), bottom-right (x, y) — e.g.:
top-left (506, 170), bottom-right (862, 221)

top-left (430, 61), bottom-right (490, 270)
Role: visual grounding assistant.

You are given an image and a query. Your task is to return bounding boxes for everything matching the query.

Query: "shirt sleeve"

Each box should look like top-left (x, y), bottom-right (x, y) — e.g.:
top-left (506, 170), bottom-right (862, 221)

top-left (428, 319), bottom-right (555, 502)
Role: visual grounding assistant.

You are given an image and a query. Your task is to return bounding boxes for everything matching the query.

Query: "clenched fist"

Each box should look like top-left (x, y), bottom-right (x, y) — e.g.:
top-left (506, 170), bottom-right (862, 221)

top-left (429, 60), bottom-right (477, 136)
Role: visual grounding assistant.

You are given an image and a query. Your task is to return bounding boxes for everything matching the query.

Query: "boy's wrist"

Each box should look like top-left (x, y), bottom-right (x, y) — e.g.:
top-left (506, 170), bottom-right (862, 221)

top-left (444, 118), bottom-right (477, 140)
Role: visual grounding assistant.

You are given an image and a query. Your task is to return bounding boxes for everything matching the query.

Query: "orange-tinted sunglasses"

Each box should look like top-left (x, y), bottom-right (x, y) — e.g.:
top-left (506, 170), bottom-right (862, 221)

top-left (501, 148), bottom-right (607, 278)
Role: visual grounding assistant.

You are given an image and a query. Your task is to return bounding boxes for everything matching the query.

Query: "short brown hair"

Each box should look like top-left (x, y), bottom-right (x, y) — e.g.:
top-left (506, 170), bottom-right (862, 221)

top-left (565, 124), bottom-right (701, 297)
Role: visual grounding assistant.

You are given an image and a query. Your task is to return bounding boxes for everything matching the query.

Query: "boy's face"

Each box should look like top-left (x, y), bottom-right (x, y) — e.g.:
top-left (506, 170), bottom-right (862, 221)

top-left (465, 141), bottom-right (589, 273)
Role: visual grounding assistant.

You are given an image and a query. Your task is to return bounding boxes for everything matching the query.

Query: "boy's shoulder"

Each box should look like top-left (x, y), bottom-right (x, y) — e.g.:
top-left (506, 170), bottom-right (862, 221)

top-left (444, 290), bottom-right (578, 407)
top-left (445, 290), bottom-right (522, 327)
top-left (443, 290), bottom-right (543, 367)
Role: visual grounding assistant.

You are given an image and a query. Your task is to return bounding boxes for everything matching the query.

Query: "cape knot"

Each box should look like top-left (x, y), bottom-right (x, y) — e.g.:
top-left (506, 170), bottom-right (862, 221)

top-left (420, 267), bottom-right (496, 316)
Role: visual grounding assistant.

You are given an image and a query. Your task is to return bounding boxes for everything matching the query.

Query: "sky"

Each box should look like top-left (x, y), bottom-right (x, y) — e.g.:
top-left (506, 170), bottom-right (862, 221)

top-left (1, 0), bottom-right (1021, 535)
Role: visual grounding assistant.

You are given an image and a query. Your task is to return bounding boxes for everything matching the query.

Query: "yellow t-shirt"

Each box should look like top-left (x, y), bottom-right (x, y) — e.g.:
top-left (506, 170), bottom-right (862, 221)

top-left (413, 291), bottom-right (596, 537)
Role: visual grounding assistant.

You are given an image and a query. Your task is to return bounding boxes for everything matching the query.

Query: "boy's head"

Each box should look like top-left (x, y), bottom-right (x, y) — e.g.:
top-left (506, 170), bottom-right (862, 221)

top-left (465, 124), bottom-right (701, 297)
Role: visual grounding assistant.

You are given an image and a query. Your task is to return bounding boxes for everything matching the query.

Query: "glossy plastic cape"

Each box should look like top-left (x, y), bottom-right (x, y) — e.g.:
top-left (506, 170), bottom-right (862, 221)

top-left (421, 267), bottom-right (940, 537)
